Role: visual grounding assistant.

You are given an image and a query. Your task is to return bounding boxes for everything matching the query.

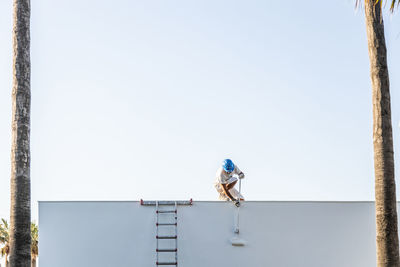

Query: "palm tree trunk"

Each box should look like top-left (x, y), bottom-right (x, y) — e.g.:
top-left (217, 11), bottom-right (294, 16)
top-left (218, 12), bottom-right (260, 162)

top-left (9, 0), bottom-right (31, 266)
top-left (364, 1), bottom-right (400, 266)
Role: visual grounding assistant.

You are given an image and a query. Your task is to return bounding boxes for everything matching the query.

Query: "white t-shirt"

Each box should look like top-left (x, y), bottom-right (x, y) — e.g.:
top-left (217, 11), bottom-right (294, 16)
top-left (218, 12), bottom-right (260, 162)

top-left (215, 165), bottom-right (244, 187)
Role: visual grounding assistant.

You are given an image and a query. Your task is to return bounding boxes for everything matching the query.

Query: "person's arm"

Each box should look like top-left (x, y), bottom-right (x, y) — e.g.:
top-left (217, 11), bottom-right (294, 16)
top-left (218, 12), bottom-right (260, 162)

top-left (234, 166), bottom-right (245, 179)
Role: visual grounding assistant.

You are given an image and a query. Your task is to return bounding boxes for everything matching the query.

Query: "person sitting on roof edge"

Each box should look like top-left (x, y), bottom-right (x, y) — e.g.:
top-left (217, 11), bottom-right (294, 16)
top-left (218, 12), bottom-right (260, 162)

top-left (215, 159), bottom-right (245, 207)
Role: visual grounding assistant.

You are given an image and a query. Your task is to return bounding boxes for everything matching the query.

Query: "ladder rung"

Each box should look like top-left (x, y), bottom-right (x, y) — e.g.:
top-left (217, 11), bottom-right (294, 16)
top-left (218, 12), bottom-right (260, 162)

top-left (157, 210), bottom-right (177, 214)
top-left (156, 235), bottom-right (177, 239)
top-left (157, 223), bottom-right (177, 226)
top-left (157, 249), bottom-right (177, 252)
top-left (156, 262), bottom-right (177, 266)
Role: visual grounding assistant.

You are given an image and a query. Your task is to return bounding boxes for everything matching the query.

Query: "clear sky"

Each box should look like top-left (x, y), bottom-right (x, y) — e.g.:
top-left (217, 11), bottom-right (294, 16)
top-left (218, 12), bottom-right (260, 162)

top-left (0, 0), bottom-right (399, 221)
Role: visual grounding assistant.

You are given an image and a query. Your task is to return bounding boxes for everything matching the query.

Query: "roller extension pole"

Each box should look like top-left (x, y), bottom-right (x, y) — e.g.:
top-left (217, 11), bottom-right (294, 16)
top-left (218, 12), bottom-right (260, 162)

top-left (231, 177), bottom-right (246, 246)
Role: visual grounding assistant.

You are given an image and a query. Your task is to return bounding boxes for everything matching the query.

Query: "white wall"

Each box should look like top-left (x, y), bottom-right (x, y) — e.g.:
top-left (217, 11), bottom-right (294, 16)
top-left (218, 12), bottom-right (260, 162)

top-left (39, 201), bottom-right (381, 267)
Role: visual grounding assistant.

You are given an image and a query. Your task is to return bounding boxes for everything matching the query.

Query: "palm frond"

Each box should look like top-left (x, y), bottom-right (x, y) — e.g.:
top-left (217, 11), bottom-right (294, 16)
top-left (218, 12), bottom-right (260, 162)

top-left (0, 219), bottom-right (9, 245)
top-left (31, 222), bottom-right (39, 257)
top-left (0, 244), bottom-right (9, 257)
top-left (390, 0), bottom-right (399, 11)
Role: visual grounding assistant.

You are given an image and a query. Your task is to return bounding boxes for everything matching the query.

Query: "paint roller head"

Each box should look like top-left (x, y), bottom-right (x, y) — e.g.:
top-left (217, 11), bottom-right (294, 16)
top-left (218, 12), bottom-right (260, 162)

top-left (230, 236), bottom-right (246, 246)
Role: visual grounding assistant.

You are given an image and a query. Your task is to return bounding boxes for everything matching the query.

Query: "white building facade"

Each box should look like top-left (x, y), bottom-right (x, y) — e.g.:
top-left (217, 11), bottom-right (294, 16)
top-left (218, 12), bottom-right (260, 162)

top-left (39, 201), bottom-right (388, 267)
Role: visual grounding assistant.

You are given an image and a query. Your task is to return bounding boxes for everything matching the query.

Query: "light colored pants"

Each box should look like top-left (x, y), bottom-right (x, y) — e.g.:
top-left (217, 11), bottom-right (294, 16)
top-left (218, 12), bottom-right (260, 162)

top-left (215, 183), bottom-right (244, 201)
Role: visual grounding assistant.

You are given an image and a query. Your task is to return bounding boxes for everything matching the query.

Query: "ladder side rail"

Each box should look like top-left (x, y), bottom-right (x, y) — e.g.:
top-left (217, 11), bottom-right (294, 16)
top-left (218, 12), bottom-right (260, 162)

top-left (156, 201), bottom-right (159, 265)
top-left (174, 201), bottom-right (178, 265)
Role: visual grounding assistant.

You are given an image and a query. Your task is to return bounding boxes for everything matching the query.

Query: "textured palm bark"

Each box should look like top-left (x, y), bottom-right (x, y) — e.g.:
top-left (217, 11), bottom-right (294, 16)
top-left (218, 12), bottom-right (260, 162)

top-left (364, 1), bottom-right (400, 266)
top-left (9, 0), bottom-right (31, 266)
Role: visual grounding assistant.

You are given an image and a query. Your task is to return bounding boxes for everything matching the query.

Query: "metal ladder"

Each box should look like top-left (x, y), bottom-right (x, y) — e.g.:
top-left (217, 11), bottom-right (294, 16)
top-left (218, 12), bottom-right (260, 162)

top-left (156, 201), bottom-right (178, 266)
top-left (140, 199), bottom-right (192, 266)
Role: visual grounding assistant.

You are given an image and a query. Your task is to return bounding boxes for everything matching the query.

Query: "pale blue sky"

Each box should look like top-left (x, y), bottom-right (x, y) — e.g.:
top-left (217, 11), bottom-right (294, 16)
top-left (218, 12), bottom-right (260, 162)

top-left (0, 0), bottom-right (399, 221)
